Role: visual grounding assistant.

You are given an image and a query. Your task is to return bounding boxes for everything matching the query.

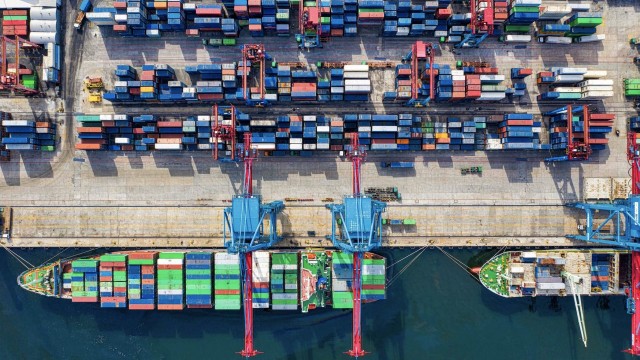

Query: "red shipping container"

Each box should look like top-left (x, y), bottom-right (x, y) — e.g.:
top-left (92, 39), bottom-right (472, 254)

top-left (519, 68), bottom-right (533, 75)
top-left (113, 1), bottom-right (127, 8)
top-left (102, 121), bottom-right (115, 127)
top-left (121, 145), bottom-right (134, 151)
top-left (435, 7), bottom-right (452, 19)
top-left (157, 121), bottom-right (182, 127)
top-left (466, 85), bottom-right (481, 91)
top-left (506, 120), bottom-right (534, 126)
top-left (197, 93), bottom-right (224, 100)
top-left (436, 138), bottom-right (451, 144)
top-left (466, 91), bottom-right (481, 97)
top-left (362, 284), bottom-right (385, 290)
top-left (130, 252), bottom-right (156, 259)
top-left (129, 304), bottom-right (155, 310)
top-left (3, 10), bottom-right (28, 15)
top-left (330, 29), bottom-right (344, 36)
top-left (196, 8), bottom-right (222, 16)
top-left (158, 304), bottom-right (183, 310)
top-left (113, 24), bottom-right (127, 31)
top-left (167, 1), bottom-right (182, 7)
top-left (129, 87), bottom-right (141, 95)
top-left (159, 133), bottom-right (183, 139)
top-left (100, 277), bottom-right (113, 282)
top-left (157, 264), bottom-right (183, 270)
top-left (114, 287), bottom-right (127, 292)
top-left (79, 139), bottom-right (107, 145)
top-left (589, 139), bottom-right (608, 144)
top-left (590, 121), bottom-right (613, 127)
top-left (589, 113), bottom-right (615, 120)
top-left (72, 297), bottom-right (98, 302)
top-left (215, 289), bottom-right (241, 295)
top-left (185, 29), bottom-right (199, 36)
top-left (141, 279), bottom-right (155, 285)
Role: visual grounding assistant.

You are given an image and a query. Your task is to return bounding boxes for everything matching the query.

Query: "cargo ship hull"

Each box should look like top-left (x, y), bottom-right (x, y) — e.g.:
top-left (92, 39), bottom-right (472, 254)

top-left (479, 249), bottom-right (630, 298)
top-left (18, 249), bottom-right (386, 311)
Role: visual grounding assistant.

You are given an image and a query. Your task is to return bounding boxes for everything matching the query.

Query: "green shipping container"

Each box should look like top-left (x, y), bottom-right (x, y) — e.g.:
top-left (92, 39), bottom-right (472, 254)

top-left (332, 292), bottom-right (354, 309)
top-left (223, 38), bottom-right (236, 46)
top-left (570, 18), bottom-right (603, 27)
top-left (626, 90), bottom-right (640, 96)
top-left (509, 6), bottom-right (540, 14)
top-left (504, 25), bottom-right (531, 32)
top-left (100, 254), bottom-right (127, 262)
top-left (333, 252), bottom-right (353, 264)
top-left (159, 252), bottom-right (184, 259)
top-left (129, 259), bottom-right (154, 265)
top-left (625, 79), bottom-right (640, 85)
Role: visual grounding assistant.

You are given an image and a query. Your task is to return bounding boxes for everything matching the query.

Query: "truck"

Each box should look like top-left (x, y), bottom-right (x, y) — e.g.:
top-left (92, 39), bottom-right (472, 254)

top-left (74, 0), bottom-right (92, 30)
top-left (501, 34), bottom-right (532, 43)
top-left (380, 162), bottom-right (414, 168)
top-left (538, 36), bottom-right (572, 45)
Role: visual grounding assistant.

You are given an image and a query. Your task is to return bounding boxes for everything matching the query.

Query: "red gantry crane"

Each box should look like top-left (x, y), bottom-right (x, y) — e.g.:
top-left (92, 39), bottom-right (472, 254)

top-left (626, 129), bottom-right (640, 356)
top-left (297, 0), bottom-right (322, 49)
top-left (545, 105), bottom-right (593, 162)
top-left (403, 41), bottom-right (435, 107)
top-left (241, 44), bottom-right (270, 107)
top-left (211, 103), bottom-right (237, 161)
top-left (0, 36), bottom-right (40, 95)
top-left (326, 134), bottom-right (386, 358)
top-left (456, 0), bottom-right (494, 48)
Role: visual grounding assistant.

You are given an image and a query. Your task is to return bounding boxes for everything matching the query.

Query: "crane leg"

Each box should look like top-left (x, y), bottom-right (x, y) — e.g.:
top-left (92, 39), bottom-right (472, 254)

top-left (240, 252), bottom-right (260, 357)
top-left (347, 252), bottom-right (367, 358)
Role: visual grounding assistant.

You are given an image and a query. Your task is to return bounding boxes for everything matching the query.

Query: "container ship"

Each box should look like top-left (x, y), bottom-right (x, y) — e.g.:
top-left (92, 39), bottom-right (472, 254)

top-left (478, 249), bottom-right (630, 298)
top-left (17, 250), bottom-right (386, 311)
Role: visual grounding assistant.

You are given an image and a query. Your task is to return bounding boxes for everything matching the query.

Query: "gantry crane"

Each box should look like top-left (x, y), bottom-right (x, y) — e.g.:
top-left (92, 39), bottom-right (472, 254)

top-left (402, 41), bottom-right (435, 107)
top-left (222, 132), bottom-right (285, 357)
top-left (297, 0), bottom-right (322, 49)
top-left (566, 128), bottom-right (640, 355)
top-left (326, 134), bottom-right (386, 357)
top-left (211, 103), bottom-right (237, 161)
top-left (0, 36), bottom-right (40, 96)
top-left (456, 0), bottom-right (494, 48)
top-left (545, 105), bottom-right (592, 162)
top-left (241, 44), bottom-right (271, 107)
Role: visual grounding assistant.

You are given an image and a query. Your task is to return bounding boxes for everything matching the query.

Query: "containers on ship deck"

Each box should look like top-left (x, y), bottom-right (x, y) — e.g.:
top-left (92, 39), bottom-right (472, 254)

top-left (128, 251), bottom-right (157, 310)
top-left (186, 252), bottom-right (213, 308)
top-left (331, 252), bottom-right (353, 309)
top-left (252, 251), bottom-right (271, 309)
top-left (71, 260), bottom-right (99, 302)
top-left (361, 255), bottom-right (385, 301)
top-left (271, 252), bottom-right (298, 310)
top-left (157, 252), bottom-right (184, 310)
top-left (99, 254), bottom-right (127, 308)
top-left (214, 253), bottom-right (241, 310)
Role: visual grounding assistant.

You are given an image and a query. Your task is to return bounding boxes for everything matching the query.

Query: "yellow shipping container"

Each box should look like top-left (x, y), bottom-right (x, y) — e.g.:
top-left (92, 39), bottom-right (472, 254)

top-left (435, 133), bottom-right (449, 139)
top-left (140, 86), bottom-right (155, 93)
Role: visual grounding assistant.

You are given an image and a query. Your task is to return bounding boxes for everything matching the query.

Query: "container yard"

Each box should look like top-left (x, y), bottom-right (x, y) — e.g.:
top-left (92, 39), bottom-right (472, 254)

top-left (3, 0), bottom-right (640, 358)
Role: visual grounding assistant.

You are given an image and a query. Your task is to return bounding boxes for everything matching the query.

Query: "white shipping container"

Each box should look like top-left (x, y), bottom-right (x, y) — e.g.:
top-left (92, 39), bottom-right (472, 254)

top-left (504, 34), bottom-right (531, 43)
top-left (575, 34), bottom-right (605, 43)
top-left (555, 74), bottom-right (584, 83)
top-left (265, 93), bottom-right (278, 101)
top-left (197, 115), bottom-right (211, 121)
top-left (537, 282), bottom-right (566, 290)
top-left (552, 87), bottom-right (582, 93)
top-left (289, 143), bottom-right (303, 150)
top-left (344, 85), bottom-right (371, 93)
top-left (317, 126), bottom-right (330, 132)
top-left (30, 6), bottom-right (58, 20)
top-left (2, 120), bottom-right (32, 126)
top-left (154, 143), bottom-right (182, 150)
top-left (447, 36), bottom-right (462, 43)
top-left (332, 280), bottom-right (350, 292)
top-left (358, 126), bottom-right (371, 132)
top-left (395, 28), bottom-right (409, 36)
top-left (552, 67), bottom-right (588, 75)
top-left (113, 115), bottom-right (128, 121)
top-left (157, 259), bottom-right (184, 265)
top-left (289, 138), bottom-right (303, 144)
top-left (197, 144), bottom-right (212, 150)
top-left (372, 126), bottom-right (398, 132)
top-left (362, 265), bottom-right (385, 276)
top-left (158, 290), bottom-right (183, 295)
top-left (99, 114), bottom-right (113, 121)
top-left (253, 303), bottom-right (269, 309)
top-left (479, 75), bottom-right (505, 82)
top-left (316, 143), bottom-right (330, 150)
top-left (343, 64), bottom-right (369, 72)
top-left (513, 0), bottom-right (541, 4)
top-left (452, 75), bottom-right (466, 81)
top-left (29, 31), bottom-right (59, 44)
top-left (544, 36), bottom-right (572, 45)
top-left (115, 14), bottom-right (128, 23)
top-left (303, 115), bottom-right (316, 122)
top-left (578, 79), bottom-right (613, 87)
top-left (476, 92), bottom-right (506, 101)
top-left (343, 72), bottom-right (369, 79)
top-left (250, 120), bottom-right (276, 126)
top-left (252, 143), bottom-right (276, 150)
top-left (114, 81), bottom-right (128, 87)
top-left (114, 137), bottom-right (131, 144)
top-left (581, 91), bottom-right (614, 99)
top-left (568, 3), bottom-right (591, 11)
top-left (581, 86), bottom-right (613, 92)
top-left (434, 30), bottom-right (448, 37)
top-left (451, 70), bottom-right (464, 76)
top-left (215, 252), bottom-right (240, 262)
top-left (303, 144), bottom-right (316, 150)
top-left (86, 11), bottom-right (115, 21)
top-left (344, 79), bottom-right (371, 86)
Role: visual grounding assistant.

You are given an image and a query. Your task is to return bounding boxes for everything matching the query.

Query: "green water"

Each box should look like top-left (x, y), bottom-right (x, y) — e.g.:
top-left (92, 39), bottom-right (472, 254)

top-left (0, 249), bottom-right (631, 359)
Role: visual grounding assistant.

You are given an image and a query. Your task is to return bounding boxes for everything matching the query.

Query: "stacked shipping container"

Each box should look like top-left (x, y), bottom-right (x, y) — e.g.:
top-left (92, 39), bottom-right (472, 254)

top-left (99, 254), bottom-right (127, 308)
top-left (71, 260), bottom-right (99, 302)
top-left (271, 253), bottom-right (298, 310)
top-left (157, 252), bottom-right (184, 310)
top-left (214, 253), bottom-right (241, 310)
top-left (537, 68), bottom-right (613, 100)
top-left (252, 251), bottom-right (271, 309)
top-left (361, 255), bottom-right (385, 301)
top-left (331, 252), bottom-right (353, 309)
top-left (1, 114), bottom-right (56, 151)
top-left (186, 252), bottom-right (213, 308)
top-left (128, 252), bottom-right (156, 310)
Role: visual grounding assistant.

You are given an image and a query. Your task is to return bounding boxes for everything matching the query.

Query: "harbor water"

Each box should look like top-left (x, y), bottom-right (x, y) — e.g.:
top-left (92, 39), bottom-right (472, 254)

top-left (0, 248), bottom-right (631, 359)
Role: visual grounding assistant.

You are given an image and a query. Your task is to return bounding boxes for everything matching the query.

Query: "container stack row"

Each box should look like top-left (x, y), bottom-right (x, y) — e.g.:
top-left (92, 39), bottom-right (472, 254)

top-left (157, 252), bottom-right (184, 310)
top-left (547, 106), bottom-right (614, 152)
top-left (361, 255), bottom-right (385, 302)
top-left (537, 68), bottom-right (613, 100)
top-left (214, 253), bottom-right (241, 310)
top-left (591, 254), bottom-right (610, 291)
top-left (504, 0), bottom-right (540, 31)
top-left (1, 117), bottom-right (56, 151)
top-left (271, 253), bottom-right (298, 310)
top-left (536, 10), bottom-right (604, 44)
top-left (71, 260), bottom-right (99, 302)
top-left (252, 251), bottom-right (271, 309)
top-left (99, 254), bottom-right (127, 308)
top-left (625, 79), bottom-right (640, 97)
top-left (185, 252), bottom-right (213, 308)
top-left (331, 252), bottom-right (354, 309)
top-left (128, 252), bottom-right (156, 310)
top-left (497, 113), bottom-right (540, 150)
